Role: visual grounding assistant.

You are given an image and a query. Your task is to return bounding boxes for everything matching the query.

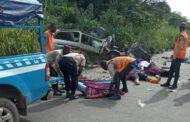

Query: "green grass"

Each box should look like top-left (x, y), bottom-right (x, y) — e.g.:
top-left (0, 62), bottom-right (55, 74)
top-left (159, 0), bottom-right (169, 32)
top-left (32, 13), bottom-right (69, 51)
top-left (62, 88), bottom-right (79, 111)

top-left (0, 29), bottom-right (40, 56)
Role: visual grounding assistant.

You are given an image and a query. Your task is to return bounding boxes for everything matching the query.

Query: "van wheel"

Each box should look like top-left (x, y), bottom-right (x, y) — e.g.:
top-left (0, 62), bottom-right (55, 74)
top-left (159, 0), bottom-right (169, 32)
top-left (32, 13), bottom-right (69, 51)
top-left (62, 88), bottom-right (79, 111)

top-left (0, 98), bottom-right (19, 122)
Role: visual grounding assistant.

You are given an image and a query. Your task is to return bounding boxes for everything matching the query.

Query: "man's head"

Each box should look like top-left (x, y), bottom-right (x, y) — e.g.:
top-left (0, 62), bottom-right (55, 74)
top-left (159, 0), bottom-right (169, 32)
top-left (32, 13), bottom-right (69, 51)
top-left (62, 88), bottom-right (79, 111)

top-left (49, 23), bottom-right (57, 33)
top-left (62, 45), bottom-right (72, 55)
top-left (179, 22), bottom-right (187, 32)
top-left (99, 60), bottom-right (108, 70)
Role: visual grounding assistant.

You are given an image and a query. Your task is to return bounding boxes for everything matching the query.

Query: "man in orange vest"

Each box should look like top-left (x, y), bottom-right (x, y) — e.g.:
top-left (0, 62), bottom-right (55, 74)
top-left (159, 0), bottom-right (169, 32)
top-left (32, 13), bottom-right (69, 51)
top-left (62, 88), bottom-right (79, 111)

top-left (44, 23), bottom-right (58, 94)
top-left (161, 22), bottom-right (188, 90)
top-left (100, 56), bottom-right (136, 100)
top-left (44, 23), bottom-right (57, 54)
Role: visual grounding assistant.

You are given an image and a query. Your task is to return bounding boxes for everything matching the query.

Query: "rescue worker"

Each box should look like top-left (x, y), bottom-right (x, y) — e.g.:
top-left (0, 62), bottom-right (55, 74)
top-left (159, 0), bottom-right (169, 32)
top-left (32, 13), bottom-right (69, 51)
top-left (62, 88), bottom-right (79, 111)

top-left (46, 45), bottom-right (72, 95)
top-left (44, 23), bottom-right (59, 95)
top-left (161, 22), bottom-right (188, 90)
top-left (44, 23), bottom-right (57, 54)
top-left (100, 56), bottom-right (136, 100)
top-left (58, 52), bottom-right (86, 100)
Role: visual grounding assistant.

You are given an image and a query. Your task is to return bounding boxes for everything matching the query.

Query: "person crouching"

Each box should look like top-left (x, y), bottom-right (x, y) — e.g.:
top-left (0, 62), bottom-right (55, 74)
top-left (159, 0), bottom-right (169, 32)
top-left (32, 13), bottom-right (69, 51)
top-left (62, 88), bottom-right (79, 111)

top-left (100, 56), bottom-right (136, 100)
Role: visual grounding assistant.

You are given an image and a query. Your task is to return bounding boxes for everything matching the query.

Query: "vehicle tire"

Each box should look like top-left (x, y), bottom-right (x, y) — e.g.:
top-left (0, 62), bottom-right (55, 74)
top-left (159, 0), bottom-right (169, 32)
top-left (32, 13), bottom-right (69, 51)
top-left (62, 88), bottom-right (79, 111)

top-left (0, 98), bottom-right (19, 122)
top-left (41, 89), bottom-right (53, 100)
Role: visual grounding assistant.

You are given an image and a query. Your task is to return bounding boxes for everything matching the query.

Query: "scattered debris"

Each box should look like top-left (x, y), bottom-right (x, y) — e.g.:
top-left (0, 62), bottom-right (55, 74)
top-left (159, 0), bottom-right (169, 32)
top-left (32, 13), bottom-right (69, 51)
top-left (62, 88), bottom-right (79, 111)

top-left (146, 88), bottom-right (153, 91)
top-left (138, 99), bottom-right (146, 108)
top-left (167, 89), bottom-right (177, 92)
top-left (87, 65), bottom-right (99, 68)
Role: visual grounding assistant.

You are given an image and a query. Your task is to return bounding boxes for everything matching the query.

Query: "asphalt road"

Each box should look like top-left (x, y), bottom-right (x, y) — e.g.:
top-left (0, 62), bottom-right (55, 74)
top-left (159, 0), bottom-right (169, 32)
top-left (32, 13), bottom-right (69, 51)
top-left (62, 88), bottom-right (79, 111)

top-left (20, 52), bottom-right (190, 122)
top-left (21, 78), bottom-right (190, 122)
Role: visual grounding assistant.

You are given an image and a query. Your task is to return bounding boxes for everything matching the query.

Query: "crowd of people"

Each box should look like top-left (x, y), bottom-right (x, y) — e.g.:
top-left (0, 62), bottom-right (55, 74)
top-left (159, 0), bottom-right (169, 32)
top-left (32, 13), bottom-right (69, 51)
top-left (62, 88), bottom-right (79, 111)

top-left (44, 21), bottom-right (188, 101)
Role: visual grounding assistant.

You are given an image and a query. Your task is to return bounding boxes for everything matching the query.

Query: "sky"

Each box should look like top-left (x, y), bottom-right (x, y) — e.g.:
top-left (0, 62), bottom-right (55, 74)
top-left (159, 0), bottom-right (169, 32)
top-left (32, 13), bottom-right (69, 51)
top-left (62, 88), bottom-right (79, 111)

top-left (166, 0), bottom-right (190, 20)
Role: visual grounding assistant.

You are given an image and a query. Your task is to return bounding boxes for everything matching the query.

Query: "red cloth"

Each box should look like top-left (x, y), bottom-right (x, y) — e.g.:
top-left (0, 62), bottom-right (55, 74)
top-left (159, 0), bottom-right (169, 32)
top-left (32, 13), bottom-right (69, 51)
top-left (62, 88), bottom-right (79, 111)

top-left (84, 81), bottom-right (126, 98)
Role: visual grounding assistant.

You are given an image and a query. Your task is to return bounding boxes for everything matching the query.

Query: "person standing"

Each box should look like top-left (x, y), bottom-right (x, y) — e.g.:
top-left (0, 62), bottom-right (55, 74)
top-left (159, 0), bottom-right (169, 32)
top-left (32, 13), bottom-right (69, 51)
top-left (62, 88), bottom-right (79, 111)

top-left (58, 53), bottom-right (86, 100)
top-left (100, 56), bottom-right (136, 100)
top-left (44, 23), bottom-right (58, 94)
top-left (44, 23), bottom-right (57, 54)
top-left (161, 22), bottom-right (188, 90)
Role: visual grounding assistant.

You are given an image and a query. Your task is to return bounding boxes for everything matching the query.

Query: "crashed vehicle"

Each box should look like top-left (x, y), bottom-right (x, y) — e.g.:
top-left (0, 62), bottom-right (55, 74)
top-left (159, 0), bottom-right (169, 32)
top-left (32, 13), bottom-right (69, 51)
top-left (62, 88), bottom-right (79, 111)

top-left (54, 30), bottom-right (106, 54)
top-left (54, 30), bottom-right (152, 61)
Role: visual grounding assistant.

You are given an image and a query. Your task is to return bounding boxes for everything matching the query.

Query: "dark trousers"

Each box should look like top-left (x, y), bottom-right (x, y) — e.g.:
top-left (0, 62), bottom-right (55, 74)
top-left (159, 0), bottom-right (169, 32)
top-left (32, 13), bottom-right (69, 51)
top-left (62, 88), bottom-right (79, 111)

top-left (50, 65), bottom-right (59, 90)
top-left (113, 61), bottom-right (136, 95)
top-left (167, 59), bottom-right (182, 86)
top-left (58, 57), bottom-right (78, 95)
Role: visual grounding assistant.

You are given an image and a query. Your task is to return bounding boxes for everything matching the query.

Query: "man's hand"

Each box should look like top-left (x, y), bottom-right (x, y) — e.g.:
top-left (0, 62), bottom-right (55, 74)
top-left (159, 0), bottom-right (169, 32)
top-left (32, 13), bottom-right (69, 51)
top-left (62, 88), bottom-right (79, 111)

top-left (78, 67), bottom-right (83, 76)
top-left (108, 82), bottom-right (114, 92)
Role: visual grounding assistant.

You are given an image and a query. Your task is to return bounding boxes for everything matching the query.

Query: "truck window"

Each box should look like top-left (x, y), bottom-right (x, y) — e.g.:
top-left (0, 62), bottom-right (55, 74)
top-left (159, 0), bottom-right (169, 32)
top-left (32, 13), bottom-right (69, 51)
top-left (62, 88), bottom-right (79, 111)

top-left (81, 34), bottom-right (102, 49)
top-left (81, 34), bottom-right (90, 45)
top-left (55, 32), bottom-right (79, 42)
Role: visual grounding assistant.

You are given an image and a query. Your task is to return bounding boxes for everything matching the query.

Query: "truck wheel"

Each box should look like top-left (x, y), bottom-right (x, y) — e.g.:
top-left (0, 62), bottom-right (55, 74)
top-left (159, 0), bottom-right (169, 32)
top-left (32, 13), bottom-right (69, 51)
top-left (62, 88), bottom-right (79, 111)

top-left (0, 98), bottom-right (19, 122)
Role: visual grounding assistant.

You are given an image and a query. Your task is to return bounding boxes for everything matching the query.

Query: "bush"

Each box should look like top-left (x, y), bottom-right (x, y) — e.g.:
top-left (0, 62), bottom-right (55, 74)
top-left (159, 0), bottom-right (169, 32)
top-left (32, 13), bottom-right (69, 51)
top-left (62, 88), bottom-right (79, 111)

top-left (0, 29), bottom-right (39, 56)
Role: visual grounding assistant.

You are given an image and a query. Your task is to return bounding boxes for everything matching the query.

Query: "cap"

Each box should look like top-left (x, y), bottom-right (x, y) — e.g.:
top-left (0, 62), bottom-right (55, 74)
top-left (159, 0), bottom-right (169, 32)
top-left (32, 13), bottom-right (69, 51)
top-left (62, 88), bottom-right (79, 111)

top-left (63, 45), bottom-right (72, 54)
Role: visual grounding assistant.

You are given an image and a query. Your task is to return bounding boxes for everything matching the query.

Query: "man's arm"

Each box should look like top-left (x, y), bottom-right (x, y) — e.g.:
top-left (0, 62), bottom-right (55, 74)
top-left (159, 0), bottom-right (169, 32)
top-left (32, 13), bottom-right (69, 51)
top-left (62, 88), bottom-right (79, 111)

top-left (54, 64), bottom-right (63, 77)
top-left (174, 36), bottom-right (185, 59)
top-left (107, 63), bottom-right (116, 92)
top-left (44, 31), bottom-right (49, 44)
top-left (78, 55), bottom-right (86, 76)
top-left (107, 63), bottom-right (115, 83)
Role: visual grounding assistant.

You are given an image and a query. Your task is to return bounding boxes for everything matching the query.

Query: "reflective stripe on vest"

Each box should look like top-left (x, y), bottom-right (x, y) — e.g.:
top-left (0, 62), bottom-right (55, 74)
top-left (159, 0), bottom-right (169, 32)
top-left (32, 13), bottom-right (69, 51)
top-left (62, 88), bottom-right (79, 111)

top-left (173, 31), bottom-right (188, 59)
top-left (45, 32), bottom-right (54, 54)
top-left (113, 56), bottom-right (132, 73)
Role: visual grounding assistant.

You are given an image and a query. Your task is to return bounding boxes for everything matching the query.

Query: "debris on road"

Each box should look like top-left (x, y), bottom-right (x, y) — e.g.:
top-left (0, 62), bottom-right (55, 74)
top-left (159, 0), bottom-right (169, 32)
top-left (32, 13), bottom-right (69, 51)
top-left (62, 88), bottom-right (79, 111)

top-left (146, 88), bottom-right (153, 91)
top-left (138, 99), bottom-right (146, 108)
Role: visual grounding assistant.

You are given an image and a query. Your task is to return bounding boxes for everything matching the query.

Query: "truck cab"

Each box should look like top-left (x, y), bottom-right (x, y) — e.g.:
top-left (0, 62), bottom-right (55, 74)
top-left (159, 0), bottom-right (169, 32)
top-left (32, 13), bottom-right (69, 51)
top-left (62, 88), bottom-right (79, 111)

top-left (0, 0), bottom-right (49, 122)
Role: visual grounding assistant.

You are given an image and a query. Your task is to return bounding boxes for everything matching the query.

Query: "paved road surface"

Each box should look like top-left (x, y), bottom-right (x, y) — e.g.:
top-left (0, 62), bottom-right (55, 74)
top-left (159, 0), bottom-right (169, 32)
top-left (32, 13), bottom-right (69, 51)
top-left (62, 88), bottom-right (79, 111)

top-left (21, 52), bottom-right (190, 122)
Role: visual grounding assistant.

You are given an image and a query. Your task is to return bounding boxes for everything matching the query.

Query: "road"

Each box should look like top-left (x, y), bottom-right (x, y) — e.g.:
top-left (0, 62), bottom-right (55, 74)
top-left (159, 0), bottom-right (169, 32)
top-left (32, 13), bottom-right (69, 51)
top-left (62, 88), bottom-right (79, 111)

top-left (21, 51), bottom-right (190, 122)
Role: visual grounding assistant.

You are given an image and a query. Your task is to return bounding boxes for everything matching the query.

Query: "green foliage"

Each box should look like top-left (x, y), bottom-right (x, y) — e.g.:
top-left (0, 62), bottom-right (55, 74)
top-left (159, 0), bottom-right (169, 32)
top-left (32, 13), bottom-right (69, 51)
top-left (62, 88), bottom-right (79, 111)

top-left (1, 0), bottom-right (190, 56)
top-left (0, 29), bottom-right (39, 56)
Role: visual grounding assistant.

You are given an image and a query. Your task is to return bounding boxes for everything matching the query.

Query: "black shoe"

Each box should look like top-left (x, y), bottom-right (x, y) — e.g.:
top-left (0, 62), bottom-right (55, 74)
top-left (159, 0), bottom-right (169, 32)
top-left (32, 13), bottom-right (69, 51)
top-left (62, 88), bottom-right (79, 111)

top-left (160, 82), bottom-right (170, 87)
top-left (121, 88), bottom-right (128, 93)
top-left (69, 95), bottom-right (79, 100)
top-left (168, 85), bottom-right (177, 90)
top-left (66, 91), bottom-right (70, 98)
top-left (54, 91), bottom-right (62, 96)
top-left (108, 95), bottom-right (121, 100)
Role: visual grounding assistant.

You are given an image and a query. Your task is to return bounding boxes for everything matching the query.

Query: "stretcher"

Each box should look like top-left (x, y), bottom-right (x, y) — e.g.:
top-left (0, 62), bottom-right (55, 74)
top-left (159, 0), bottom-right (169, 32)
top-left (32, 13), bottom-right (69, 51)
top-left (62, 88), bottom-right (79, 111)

top-left (48, 77), bottom-right (112, 93)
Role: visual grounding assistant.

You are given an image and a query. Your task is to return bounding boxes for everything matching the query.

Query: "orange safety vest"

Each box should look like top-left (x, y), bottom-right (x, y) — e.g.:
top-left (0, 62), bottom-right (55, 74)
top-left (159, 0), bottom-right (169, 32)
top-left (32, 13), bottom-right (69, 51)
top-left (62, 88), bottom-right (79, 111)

top-left (45, 31), bottom-right (54, 54)
top-left (112, 56), bottom-right (132, 73)
top-left (173, 31), bottom-right (188, 59)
